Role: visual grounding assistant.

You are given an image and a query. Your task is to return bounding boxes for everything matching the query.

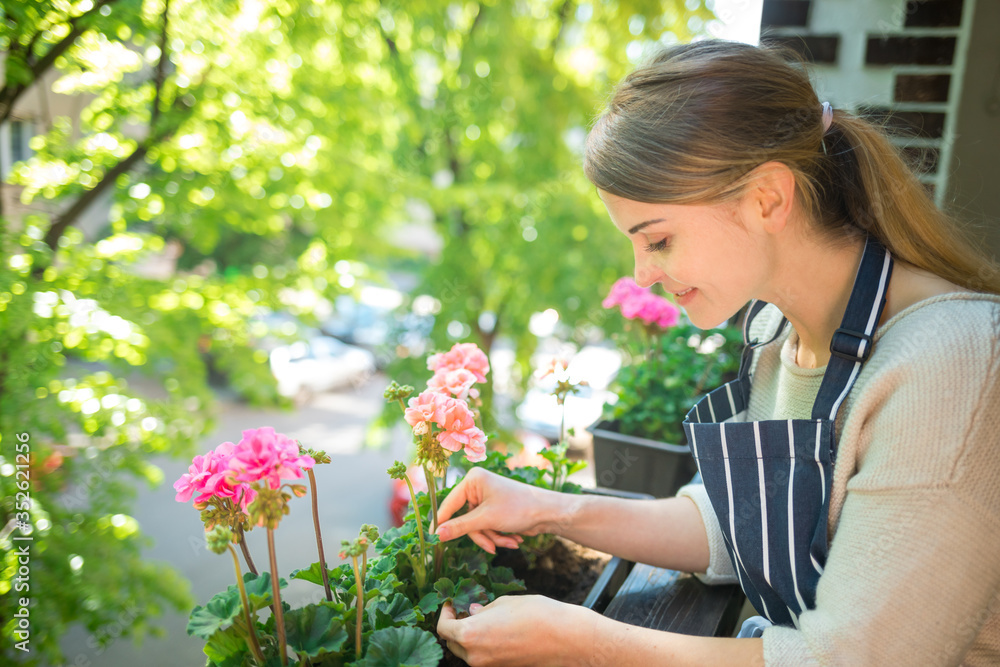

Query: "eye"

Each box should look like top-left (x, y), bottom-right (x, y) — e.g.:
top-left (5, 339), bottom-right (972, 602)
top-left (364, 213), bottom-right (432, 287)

top-left (644, 238), bottom-right (670, 253)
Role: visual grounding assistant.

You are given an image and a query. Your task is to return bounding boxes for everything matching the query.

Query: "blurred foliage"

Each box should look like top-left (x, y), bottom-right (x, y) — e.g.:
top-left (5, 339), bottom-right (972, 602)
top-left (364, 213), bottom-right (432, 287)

top-left (0, 0), bottom-right (715, 662)
top-left (604, 321), bottom-right (744, 443)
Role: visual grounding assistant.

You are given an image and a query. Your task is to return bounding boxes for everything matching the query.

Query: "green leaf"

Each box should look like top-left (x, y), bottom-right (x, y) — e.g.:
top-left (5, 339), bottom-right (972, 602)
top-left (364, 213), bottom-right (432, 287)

top-left (187, 591), bottom-right (242, 639)
top-left (203, 626), bottom-right (247, 667)
top-left (291, 561), bottom-right (348, 588)
top-left (356, 627), bottom-right (442, 667)
top-left (416, 591), bottom-right (443, 616)
top-left (433, 577), bottom-right (489, 616)
top-left (362, 572), bottom-right (402, 601)
top-left (367, 554), bottom-right (398, 580)
top-left (486, 566), bottom-right (526, 597)
top-left (368, 593), bottom-right (420, 630)
top-left (284, 602), bottom-right (350, 658)
top-left (451, 548), bottom-right (490, 577)
top-left (375, 521), bottom-right (416, 552)
top-left (241, 571), bottom-right (287, 613)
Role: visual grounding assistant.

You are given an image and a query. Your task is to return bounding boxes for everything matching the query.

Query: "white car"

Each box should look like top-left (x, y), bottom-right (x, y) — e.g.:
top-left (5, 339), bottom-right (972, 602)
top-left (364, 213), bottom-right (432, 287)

top-left (269, 335), bottom-right (377, 400)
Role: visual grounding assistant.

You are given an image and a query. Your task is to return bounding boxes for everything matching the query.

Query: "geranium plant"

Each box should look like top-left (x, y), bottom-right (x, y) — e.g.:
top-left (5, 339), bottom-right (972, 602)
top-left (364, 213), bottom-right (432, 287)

top-left (174, 342), bottom-right (587, 666)
top-left (600, 278), bottom-right (742, 444)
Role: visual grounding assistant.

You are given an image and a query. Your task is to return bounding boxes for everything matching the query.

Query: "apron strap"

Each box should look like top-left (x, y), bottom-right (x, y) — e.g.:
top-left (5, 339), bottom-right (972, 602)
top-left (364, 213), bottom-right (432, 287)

top-left (738, 300), bottom-right (789, 380)
top-left (810, 236), bottom-right (894, 423)
top-left (735, 300), bottom-right (789, 404)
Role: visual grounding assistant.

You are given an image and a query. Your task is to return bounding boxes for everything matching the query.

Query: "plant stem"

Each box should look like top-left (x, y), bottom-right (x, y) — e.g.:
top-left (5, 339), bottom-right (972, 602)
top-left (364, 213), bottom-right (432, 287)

top-left (423, 464), bottom-right (440, 533)
top-left (266, 528), bottom-right (288, 666)
top-left (228, 545), bottom-right (265, 665)
top-left (423, 463), bottom-right (445, 580)
top-left (402, 475), bottom-right (428, 588)
top-left (306, 469), bottom-right (333, 602)
top-left (350, 555), bottom-right (364, 659)
top-left (238, 531), bottom-right (259, 576)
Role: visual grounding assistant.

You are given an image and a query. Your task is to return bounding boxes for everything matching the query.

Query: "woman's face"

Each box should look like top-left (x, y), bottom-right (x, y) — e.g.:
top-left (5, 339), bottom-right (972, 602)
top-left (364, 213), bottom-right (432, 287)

top-left (599, 189), bottom-right (772, 329)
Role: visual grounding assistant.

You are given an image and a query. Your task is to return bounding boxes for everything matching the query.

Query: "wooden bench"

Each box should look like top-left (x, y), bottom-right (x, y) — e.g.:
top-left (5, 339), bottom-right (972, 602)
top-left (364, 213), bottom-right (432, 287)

top-left (581, 487), bottom-right (746, 638)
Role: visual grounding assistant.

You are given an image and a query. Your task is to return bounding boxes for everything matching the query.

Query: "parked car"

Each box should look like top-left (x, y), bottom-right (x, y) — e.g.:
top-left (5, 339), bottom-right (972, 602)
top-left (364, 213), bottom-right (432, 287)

top-left (268, 334), bottom-right (376, 401)
top-left (321, 290), bottom-right (434, 367)
top-left (515, 345), bottom-right (621, 444)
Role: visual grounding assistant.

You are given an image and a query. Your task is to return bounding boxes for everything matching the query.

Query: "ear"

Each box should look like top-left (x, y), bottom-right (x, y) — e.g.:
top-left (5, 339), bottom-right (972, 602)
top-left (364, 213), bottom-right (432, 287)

top-left (740, 162), bottom-right (796, 234)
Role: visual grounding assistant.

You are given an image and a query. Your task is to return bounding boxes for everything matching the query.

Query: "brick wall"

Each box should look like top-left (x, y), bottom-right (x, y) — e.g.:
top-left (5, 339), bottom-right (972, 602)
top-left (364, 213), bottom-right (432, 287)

top-left (758, 0), bottom-right (972, 204)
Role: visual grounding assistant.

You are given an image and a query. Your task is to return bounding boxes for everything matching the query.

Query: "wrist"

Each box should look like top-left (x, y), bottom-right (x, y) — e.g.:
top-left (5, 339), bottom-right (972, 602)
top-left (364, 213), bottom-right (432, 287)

top-left (530, 485), bottom-right (586, 537)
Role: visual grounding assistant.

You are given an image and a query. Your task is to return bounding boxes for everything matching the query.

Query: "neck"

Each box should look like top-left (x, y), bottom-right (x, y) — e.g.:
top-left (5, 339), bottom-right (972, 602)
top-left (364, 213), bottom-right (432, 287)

top-left (763, 235), bottom-right (865, 369)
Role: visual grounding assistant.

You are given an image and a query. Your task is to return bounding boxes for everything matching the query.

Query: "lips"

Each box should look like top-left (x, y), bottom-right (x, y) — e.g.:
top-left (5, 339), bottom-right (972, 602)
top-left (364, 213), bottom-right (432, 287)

top-left (672, 287), bottom-right (697, 306)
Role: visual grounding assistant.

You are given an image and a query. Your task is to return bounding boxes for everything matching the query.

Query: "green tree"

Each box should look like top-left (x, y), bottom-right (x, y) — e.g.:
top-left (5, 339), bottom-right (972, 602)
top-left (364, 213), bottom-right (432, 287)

top-left (0, 0), bottom-right (714, 662)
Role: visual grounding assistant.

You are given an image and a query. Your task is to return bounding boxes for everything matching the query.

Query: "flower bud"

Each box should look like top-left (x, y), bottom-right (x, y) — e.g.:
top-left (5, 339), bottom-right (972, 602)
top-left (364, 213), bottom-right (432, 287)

top-left (387, 460), bottom-right (408, 480)
top-left (383, 381), bottom-right (415, 402)
top-left (412, 421), bottom-right (430, 436)
top-left (206, 525), bottom-right (233, 554)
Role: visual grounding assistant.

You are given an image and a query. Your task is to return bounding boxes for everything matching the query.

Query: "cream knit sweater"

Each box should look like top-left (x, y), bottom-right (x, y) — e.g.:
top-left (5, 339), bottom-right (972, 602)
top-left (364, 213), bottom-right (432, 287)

top-left (677, 293), bottom-right (1000, 666)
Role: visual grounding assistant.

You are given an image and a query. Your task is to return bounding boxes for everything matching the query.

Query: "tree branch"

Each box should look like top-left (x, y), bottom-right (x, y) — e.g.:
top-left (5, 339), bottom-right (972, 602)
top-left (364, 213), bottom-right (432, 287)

top-left (550, 0), bottom-right (575, 53)
top-left (0, 0), bottom-right (121, 125)
top-left (42, 92), bottom-right (194, 250)
top-left (43, 144), bottom-right (148, 250)
top-left (151, 0), bottom-right (171, 129)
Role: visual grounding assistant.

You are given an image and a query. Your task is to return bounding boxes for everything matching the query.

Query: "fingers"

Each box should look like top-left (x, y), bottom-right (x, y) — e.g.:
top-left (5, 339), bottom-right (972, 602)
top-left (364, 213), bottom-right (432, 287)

top-left (437, 603), bottom-right (469, 662)
top-left (466, 529), bottom-right (497, 554)
top-left (438, 601), bottom-right (457, 627)
top-left (461, 527), bottom-right (523, 553)
top-left (436, 470), bottom-right (479, 526)
top-left (469, 603), bottom-right (485, 615)
top-left (483, 529), bottom-right (522, 550)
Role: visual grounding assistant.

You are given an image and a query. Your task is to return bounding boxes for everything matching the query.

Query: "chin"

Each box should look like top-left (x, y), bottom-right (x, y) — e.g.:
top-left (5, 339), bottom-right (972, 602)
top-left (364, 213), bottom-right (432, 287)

top-left (683, 307), bottom-right (739, 330)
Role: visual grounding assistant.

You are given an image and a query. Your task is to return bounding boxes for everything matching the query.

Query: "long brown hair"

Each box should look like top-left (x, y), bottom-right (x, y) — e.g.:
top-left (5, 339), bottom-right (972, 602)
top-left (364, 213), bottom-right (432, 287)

top-left (584, 40), bottom-right (1000, 294)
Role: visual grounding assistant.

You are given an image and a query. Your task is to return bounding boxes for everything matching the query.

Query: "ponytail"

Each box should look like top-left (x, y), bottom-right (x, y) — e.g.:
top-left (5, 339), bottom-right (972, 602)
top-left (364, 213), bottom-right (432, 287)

top-left (817, 112), bottom-right (1000, 293)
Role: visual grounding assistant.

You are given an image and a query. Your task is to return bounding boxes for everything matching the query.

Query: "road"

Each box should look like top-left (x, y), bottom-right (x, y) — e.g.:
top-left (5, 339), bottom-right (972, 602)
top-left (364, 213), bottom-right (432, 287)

top-left (57, 374), bottom-right (411, 667)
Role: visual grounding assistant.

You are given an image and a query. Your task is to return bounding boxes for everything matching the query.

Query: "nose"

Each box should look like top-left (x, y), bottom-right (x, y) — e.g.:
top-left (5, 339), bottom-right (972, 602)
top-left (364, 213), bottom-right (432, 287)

top-left (633, 249), bottom-right (661, 289)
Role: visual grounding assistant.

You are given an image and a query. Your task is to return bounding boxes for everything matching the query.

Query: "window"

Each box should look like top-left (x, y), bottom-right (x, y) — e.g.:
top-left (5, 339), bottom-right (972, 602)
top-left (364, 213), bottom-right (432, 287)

top-left (10, 119), bottom-right (34, 164)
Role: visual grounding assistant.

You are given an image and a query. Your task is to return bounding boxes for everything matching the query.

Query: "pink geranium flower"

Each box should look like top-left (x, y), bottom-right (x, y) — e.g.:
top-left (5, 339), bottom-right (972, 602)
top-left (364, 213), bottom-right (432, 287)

top-left (174, 441), bottom-right (258, 511)
top-left (427, 368), bottom-right (479, 400)
top-left (436, 398), bottom-right (487, 462)
top-left (602, 277), bottom-right (680, 329)
top-left (228, 427), bottom-right (315, 490)
top-left (404, 390), bottom-right (450, 432)
top-left (427, 343), bottom-right (490, 383)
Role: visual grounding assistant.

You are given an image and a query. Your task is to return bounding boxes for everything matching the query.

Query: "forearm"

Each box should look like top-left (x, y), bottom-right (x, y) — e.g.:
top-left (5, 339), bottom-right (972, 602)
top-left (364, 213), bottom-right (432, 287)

top-left (562, 607), bottom-right (763, 667)
top-left (535, 490), bottom-right (710, 573)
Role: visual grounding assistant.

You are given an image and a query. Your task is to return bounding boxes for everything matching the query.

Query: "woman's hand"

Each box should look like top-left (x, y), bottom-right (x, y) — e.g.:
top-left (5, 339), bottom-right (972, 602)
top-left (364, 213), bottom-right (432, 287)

top-left (435, 467), bottom-right (564, 553)
top-left (437, 595), bottom-right (593, 667)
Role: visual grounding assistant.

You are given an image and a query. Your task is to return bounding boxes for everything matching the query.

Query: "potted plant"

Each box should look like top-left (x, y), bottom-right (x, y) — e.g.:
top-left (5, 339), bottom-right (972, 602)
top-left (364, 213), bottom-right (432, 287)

top-left (174, 342), bottom-right (621, 666)
top-left (589, 278), bottom-right (742, 497)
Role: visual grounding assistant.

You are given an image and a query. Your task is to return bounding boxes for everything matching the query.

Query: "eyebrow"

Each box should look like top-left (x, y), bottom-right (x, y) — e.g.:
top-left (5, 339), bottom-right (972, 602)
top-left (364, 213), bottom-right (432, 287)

top-left (628, 219), bottom-right (665, 235)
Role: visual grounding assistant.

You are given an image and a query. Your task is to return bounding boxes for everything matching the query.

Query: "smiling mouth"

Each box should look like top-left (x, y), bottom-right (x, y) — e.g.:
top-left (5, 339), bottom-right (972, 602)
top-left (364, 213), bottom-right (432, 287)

top-left (672, 288), bottom-right (694, 297)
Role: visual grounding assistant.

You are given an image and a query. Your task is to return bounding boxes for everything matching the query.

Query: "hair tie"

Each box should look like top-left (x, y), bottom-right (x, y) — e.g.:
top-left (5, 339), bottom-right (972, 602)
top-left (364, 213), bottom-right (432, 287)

top-left (821, 101), bottom-right (834, 133)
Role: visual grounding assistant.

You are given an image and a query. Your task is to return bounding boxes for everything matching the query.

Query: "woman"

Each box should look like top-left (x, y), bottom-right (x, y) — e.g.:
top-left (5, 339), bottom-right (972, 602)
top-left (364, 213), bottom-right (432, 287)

top-left (435, 40), bottom-right (1000, 665)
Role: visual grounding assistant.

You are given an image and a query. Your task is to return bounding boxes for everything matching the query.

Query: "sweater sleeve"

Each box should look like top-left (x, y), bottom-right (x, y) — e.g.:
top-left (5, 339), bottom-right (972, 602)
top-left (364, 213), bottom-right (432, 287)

top-left (676, 483), bottom-right (738, 584)
top-left (762, 301), bottom-right (1000, 666)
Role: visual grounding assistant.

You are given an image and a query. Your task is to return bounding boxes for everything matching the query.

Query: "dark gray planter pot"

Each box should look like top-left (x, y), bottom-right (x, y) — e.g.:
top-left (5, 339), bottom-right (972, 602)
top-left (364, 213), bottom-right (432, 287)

top-left (588, 420), bottom-right (698, 498)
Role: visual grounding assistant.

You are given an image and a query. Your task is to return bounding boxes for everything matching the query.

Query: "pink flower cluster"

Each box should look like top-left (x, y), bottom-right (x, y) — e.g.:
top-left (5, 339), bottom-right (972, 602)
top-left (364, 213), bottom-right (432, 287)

top-left (404, 390), bottom-right (487, 462)
top-left (602, 277), bottom-right (681, 329)
top-left (174, 427), bottom-right (315, 510)
top-left (427, 343), bottom-right (490, 384)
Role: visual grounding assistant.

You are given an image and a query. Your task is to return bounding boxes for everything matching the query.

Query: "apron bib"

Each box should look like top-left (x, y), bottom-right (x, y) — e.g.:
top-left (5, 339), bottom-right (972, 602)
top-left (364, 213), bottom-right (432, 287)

top-left (682, 235), bottom-right (893, 628)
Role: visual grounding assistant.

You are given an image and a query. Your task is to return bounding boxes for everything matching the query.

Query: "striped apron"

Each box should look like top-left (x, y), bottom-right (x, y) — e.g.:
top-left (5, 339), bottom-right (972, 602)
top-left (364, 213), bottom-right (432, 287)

top-left (682, 235), bottom-right (893, 631)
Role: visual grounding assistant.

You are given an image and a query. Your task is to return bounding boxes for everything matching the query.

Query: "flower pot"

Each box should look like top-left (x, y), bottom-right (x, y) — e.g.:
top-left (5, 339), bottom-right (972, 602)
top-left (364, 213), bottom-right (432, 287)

top-left (588, 420), bottom-right (698, 498)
